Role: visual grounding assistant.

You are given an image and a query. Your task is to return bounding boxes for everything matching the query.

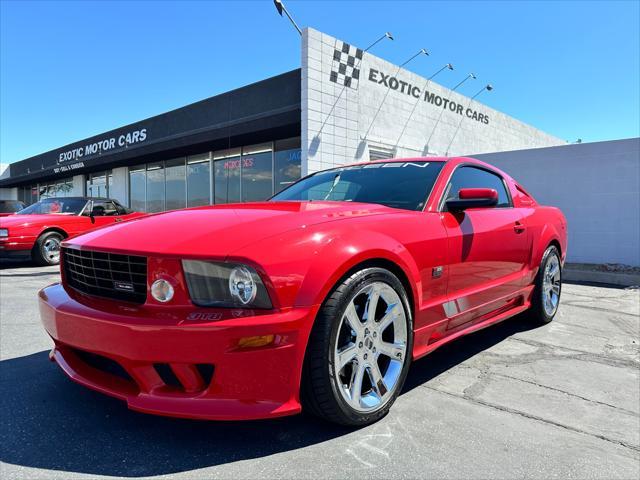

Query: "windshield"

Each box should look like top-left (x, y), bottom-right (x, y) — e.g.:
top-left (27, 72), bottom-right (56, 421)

top-left (17, 198), bottom-right (88, 215)
top-left (271, 161), bottom-right (444, 211)
top-left (0, 201), bottom-right (24, 213)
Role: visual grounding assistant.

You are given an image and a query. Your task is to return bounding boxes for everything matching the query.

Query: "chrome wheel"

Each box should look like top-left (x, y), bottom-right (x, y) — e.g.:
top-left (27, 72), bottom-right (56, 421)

top-left (542, 254), bottom-right (561, 316)
top-left (43, 237), bottom-right (61, 263)
top-left (333, 282), bottom-right (407, 413)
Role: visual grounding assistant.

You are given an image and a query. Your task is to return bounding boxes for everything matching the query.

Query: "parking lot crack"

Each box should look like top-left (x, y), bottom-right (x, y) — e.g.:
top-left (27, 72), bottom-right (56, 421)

top-left (490, 372), bottom-right (639, 416)
top-left (423, 385), bottom-right (640, 454)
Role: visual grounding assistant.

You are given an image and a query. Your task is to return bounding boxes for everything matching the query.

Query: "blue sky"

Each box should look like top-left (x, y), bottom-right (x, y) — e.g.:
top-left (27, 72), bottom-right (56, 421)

top-left (1, 0), bottom-right (638, 164)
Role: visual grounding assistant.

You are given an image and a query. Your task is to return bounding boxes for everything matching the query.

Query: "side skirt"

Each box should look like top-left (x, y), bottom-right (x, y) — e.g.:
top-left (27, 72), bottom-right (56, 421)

top-left (412, 285), bottom-right (534, 360)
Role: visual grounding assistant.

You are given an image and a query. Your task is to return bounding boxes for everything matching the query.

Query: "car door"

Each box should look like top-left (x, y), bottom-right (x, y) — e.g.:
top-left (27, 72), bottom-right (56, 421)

top-left (440, 165), bottom-right (529, 330)
top-left (88, 200), bottom-right (122, 228)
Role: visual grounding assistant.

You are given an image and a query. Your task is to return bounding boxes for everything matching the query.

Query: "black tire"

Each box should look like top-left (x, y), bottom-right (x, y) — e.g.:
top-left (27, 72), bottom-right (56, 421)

top-left (526, 245), bottom-right (562, 325)
top-left (301, 267), bottom-right (414, 426)
top-left (32, 231), bottom-right (63, 266)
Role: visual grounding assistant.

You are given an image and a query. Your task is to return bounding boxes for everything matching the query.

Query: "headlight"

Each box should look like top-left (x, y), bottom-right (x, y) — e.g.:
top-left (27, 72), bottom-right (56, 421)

top-left (182, 260), bottom-right (272, 309)
top-left (0, 229), bottom-right (8, 238)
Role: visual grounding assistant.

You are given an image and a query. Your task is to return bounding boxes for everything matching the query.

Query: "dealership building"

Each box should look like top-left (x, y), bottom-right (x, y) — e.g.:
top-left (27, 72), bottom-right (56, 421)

top-left (0, 28), bottom-right (565, 210)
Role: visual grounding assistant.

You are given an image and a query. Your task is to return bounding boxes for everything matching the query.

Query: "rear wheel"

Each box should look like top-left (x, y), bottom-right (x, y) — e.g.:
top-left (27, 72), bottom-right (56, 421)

top-left (527, 245), bottom-right (562, 324)
top-left (302, 268), bottom-right (413, 426)
top-left (32, 231), bottom-right (63, 266)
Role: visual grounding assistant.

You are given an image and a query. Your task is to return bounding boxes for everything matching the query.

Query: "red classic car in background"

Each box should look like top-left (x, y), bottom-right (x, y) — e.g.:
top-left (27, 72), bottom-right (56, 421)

top-left (39, 157), bottom-right (567, 425)
top-left (0, 199), bottom-right (26, 217)
top-left (0, 197), bottom-right (144, 265)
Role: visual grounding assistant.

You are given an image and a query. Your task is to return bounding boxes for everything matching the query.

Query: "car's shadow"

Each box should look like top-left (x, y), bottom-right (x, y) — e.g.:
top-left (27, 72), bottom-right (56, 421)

top-left (0, 315), bottom-right (539, 477)
top-left (0, 259), bottom-right (60, 276)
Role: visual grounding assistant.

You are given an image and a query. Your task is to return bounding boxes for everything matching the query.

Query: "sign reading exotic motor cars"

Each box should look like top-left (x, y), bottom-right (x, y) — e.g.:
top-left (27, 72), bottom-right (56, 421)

top-left (58, 128), bottom-right (148, 163)
top-left (368, 68), bottom-right (490, 125)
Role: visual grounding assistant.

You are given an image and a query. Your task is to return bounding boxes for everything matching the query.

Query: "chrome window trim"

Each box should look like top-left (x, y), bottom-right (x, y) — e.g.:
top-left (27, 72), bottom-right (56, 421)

top-left (436, 163), bottom-right (514, 213)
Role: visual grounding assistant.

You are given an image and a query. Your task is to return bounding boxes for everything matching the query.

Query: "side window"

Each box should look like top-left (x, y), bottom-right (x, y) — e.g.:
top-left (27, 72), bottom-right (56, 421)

top-left (91, 200), bottom-right (118, 216)
top-left (113, 200), bottom-right (130, 215)
top-left (445, 166), bottom-right (511, 208)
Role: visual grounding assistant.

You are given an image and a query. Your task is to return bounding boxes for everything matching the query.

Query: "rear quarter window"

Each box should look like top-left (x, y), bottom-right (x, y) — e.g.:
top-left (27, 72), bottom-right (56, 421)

top-left (515, 184), bottom-right (535, 206)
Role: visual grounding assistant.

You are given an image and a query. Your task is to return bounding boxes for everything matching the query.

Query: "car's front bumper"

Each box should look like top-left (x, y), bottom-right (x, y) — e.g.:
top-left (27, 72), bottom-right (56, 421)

top-left (39, 283), bottom-right (318, 420)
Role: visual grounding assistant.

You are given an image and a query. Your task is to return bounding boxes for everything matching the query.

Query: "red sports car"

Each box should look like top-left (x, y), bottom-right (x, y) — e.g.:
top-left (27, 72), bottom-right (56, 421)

top-left (39, 157), bottom-right (567, 425)
top-left (0, 197), bottom-right (144, 265)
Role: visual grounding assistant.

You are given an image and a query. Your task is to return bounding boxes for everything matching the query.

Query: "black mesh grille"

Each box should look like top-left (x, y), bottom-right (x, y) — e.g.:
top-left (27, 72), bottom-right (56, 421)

top-left (63, 247), bottom-right (147, 304)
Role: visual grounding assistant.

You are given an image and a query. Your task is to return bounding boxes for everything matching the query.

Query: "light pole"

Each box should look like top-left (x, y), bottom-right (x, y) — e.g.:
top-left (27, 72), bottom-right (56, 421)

top-left (451, 73), bottom-right (476, 91)
top-left (401, 48), bottom-right (429, 66)
top-left (273, 0), bottom-right (302, 35)
top-left (365, 32), bottom-right (394, 52)
top-left (424, 72), bottom-right (476, 155)
top-left (359, 48), bottom-right (430, 157)
top-left (445, 83), bottom-right (493, 156)
top-left (394, 63), bottom-right (453, 150)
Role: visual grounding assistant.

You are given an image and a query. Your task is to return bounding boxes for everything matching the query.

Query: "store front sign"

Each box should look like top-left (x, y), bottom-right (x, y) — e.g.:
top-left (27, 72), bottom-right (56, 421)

top-left (53, 162), bottom-right (84, 174)
top-left (367, 68), bottom-right (490, 125)
top-left (58, 128), bottom-right (148, 163)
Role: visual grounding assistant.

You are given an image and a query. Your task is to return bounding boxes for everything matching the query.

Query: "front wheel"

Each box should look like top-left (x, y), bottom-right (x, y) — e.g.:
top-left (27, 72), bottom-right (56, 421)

top-left (527, 245), bottom-right (562, 324)
top-left (32, 231), bottom-right (63, 266)
top-left (302, 267), bottom-right (413, 426)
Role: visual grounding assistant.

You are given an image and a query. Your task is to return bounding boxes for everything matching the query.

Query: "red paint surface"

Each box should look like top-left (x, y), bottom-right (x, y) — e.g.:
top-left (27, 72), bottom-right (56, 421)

top-left (0, 208), bottom-right (145, 253)
top-left (39, 157), bottom-right (567, 420)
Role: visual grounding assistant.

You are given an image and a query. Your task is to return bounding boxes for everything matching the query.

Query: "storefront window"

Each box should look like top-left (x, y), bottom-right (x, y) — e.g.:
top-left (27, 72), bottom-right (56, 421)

top-left (39, 178), bottom-right (74, 199)
top-left (87, 171), bottom-right (112, 198)
top-left (241, 143), bottom-right (273, 202)
top-left (122, 138), bottom-right (295, 211)
top-left (129, 165), bottom-right (146, 212)
top-left (187, 153), bottom-right (211, 207)
top-left (274, 137), bottom-right (302, 193)
top-left (165, 158), bottom-right (186, 211)
top-left (146, 163), bottom-right (165, 213)
top-left (214, 148), bottom-right (241, 204)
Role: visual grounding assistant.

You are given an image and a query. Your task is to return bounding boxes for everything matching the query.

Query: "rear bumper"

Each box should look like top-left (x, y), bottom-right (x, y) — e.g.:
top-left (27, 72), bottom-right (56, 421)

top-left (39, 283), bottom-right (318, 420)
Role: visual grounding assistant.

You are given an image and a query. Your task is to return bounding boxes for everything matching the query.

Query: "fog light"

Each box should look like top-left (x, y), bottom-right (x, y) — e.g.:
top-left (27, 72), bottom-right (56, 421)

top-left (151, 279), bottom-right (174, 303)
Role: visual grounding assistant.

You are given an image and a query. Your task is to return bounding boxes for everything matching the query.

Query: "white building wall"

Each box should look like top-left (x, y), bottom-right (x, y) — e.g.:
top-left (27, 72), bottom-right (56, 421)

top-left (301, 28), bottom-right (565, 173)
top-left (474, 138), bottom-right (640, 267)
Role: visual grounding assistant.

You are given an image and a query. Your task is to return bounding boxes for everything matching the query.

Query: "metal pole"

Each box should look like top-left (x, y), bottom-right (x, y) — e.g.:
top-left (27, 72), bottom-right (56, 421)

top-left (445, 84), bottom-right (493, 156)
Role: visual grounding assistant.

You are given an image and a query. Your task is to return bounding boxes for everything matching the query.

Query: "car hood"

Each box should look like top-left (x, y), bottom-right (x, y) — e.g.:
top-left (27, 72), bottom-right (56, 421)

top-left (0, 214), bottom-right (76, 228)
top-left (65, 201), bottom-right (391, 258)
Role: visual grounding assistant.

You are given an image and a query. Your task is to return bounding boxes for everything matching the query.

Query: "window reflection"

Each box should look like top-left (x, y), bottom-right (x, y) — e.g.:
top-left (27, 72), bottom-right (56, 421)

top-left (187, 154), bottom-right (210, 207)
top-left (129, 165), bottom-right (146, 212)
top-left (165, 158), bottom-right (186, 211)
top-left (242, 144), bottom-right (273, 202)
top-left (125, 137), bottom-right (301, 212)
top-left (214, 149), bottom-right (241, 204)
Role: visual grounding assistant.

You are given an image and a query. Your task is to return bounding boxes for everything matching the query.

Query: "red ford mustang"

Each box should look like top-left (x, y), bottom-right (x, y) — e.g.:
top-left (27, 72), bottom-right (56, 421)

top-left (39, 157), bottom-right (567, 425)
top-left (0, 197), bottom-right (144, 265)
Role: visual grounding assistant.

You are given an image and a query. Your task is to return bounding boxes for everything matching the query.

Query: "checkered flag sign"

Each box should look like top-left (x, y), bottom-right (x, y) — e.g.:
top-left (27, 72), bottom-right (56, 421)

top-left (330, 41), bottom-right (363, 89)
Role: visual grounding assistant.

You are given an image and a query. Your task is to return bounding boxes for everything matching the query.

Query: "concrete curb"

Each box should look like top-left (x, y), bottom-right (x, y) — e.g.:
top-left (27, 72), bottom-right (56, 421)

top-left (563, 266), bottom-right (640, 287)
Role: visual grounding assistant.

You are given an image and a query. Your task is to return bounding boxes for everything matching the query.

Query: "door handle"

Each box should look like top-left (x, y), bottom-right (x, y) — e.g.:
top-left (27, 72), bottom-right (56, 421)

top-left (514, 222), bottom-right (526, 234)
top-left (115, 218), bottom-right (123, 223)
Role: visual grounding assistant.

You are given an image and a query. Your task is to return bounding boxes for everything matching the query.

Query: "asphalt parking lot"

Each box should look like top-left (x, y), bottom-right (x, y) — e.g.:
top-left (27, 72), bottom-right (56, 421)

top-left (0, 260), bottom-right (638, 480)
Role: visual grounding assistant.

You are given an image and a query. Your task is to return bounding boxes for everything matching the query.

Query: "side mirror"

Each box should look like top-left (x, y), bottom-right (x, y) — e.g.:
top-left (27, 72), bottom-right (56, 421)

top-left (446, 188), bottom-right (498, 211)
